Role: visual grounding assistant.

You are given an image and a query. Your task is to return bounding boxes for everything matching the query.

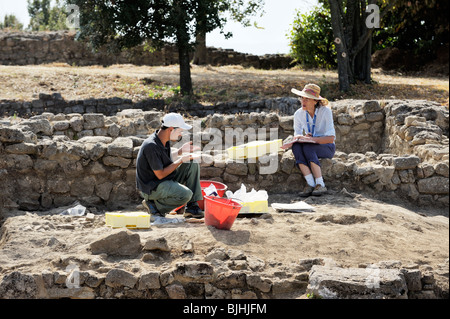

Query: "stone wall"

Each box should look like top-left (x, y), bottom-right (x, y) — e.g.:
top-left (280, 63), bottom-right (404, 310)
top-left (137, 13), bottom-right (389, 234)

top-left (0, 99), bottom-right (448, 212)
top-left (0, 31), bottom-right (292, 69)
top-left (0, 93), bottom-right (299, 118)
top-left (0, 231), bottom-right (447, 299)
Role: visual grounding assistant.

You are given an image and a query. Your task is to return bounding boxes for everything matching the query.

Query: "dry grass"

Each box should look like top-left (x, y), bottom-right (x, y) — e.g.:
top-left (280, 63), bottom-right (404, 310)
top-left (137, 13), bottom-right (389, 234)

top-left (0, 63), bottom-right (448, 106)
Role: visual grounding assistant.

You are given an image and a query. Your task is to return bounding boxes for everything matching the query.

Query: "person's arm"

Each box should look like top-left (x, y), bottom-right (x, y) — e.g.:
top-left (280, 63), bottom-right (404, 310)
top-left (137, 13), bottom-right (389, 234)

top-left (311, 107), bottom-right (335, 144)
top-left (171, 141), bottom-right (200, 159)
top-left (171, 147), bottom-right (182, 159)
top-left (292, 134), bottom-right (334, 144)
top-left (293, 111), bottom-right (303, 135)
top-left (311, 135), bottom-right (335, 144)
top-left (153, 154), bottom-right (193, 180)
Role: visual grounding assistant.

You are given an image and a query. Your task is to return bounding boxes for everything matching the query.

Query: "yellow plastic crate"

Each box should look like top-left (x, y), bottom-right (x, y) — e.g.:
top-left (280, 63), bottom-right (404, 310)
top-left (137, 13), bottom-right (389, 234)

top-left (241, 200), bottom-right (269, 214)
top-left (227, 145), bottom-right (247, 160)
top-left (227, 139), bottom-right (282, 159)
top-left (105, 212), bottom-right (150, 229)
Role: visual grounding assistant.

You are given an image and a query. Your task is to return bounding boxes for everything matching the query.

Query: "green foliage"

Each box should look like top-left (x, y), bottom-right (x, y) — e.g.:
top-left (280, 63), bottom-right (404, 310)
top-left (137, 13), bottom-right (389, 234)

top-left (69, 0), bottom-right (227, 51)
top-left (306, 292), bottom-right (322, 299)
top-left (226, 0), bottom-right (265, 28)
top-left (68, 0), bottom-right (235, 95)
top-left (288, 5), bottom-right (336, 69)
top-left (27, 0), bottom-right (68, 31)
top-left (373, 0), bottom-right (449, 59)
top-left (0, 14), bottom-right (24, 30)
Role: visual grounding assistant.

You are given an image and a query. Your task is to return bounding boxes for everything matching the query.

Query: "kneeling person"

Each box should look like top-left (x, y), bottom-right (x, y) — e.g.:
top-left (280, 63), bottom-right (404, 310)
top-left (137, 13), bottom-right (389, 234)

top-left (136, 113), bottom-right (203, 222)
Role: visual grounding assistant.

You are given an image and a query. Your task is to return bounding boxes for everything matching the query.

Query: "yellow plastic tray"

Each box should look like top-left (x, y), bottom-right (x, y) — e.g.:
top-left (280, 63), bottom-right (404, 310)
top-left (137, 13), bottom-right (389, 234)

top-left (227, 139), bottom-right (282, 159)
top-left (240, 200), bottom-right (269, 214)
top-left (105, 212), bottom-right (150, 229)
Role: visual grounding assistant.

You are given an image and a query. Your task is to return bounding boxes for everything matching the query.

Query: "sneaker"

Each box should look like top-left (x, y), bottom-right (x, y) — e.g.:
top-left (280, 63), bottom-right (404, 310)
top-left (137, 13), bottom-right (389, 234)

top-left (299, 185), bottom-right (315, 197)
top-left (175, 205), bottom-right (186, 215)
top-left (168, 205), bottom-right (185, 215)
top-left (142, 199), bottom-right (160, 215)
top-left (312, 184), bottom-right (328, 196)
top-left (184, 202), bottom-right (204, 219)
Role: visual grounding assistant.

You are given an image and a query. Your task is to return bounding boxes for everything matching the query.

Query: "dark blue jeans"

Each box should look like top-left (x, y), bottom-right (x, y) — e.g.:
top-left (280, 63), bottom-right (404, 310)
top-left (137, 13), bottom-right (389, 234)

top-left (292, 142), bottom-right (336, 168)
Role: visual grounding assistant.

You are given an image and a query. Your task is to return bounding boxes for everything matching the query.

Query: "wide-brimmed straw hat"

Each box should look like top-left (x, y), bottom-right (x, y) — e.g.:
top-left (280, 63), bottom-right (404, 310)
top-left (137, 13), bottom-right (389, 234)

top-left (291, 83), bottom-right (329, 106)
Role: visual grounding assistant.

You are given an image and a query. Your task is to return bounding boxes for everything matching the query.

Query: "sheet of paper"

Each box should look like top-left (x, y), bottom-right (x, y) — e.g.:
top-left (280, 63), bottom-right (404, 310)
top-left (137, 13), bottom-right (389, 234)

top-left (271, 201), bottom-right (315, 212)
top-left (184, 153), bottom-right (202, 159)
top-left (281, 138), bottom-right (318, 149)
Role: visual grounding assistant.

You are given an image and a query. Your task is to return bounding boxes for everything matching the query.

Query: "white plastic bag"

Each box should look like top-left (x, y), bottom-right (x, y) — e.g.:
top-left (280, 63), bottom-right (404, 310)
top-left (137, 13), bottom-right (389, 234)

top-left (247, 188), bottom-right (268, 201)
top-left (226, 184), bottom-right (269, 214)
top-left (226, 184), bottom-right (247, 201)
top-left (204, 183), bottom-right (219, 196)
top-left (227, 184), bottom-right (268, 201)
top-left (60, 203), bottom-right (86, 216)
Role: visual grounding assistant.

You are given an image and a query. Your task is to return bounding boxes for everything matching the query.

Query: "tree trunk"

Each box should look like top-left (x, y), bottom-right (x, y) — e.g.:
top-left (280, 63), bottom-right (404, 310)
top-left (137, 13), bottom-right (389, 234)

top-left (173, 0), bottom-right (193, 96)
top-left (354, 35), bottom-right (372, 84)
top-left (330, 0), bottom-right (351, 92)
top-left (350, 0), bottom-right (372, 84)
top-left (178, 43), bottom-right (193, 96)
top-left (193, 31), bottom-right (208, 65)
top-left (330, 0), bottom-right (381, 91)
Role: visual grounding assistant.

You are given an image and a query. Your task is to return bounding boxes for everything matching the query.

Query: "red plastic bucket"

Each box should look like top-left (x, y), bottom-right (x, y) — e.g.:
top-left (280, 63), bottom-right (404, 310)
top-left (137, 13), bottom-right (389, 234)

top-left (197, 180), bottom-right (228, 210)
top-left (204, 196), bottom-right (242, 230)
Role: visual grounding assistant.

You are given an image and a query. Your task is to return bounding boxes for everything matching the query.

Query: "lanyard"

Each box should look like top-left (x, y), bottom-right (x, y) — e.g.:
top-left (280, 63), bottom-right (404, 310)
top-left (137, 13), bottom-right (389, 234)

top-left (306, 111), bottom-right (317, 136)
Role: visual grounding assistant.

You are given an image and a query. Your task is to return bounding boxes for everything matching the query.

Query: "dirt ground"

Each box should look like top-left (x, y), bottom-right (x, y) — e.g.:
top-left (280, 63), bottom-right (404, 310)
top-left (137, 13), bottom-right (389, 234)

top-left (1, 190), bottom-right (448, 278)
top-left (0, 64), bottom-right (448, 106)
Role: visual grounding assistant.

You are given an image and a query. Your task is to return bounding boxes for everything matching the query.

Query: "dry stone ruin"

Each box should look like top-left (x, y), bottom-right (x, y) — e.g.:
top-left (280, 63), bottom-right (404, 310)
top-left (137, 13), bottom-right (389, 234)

top-left (0, 93), bottom-right (448, 299)
top-left (1, 96), bottom-right (448, 211)
top-left (0, 31), bottom-right (448, 300)
top-left (0, 31), bottom-right (291, 69)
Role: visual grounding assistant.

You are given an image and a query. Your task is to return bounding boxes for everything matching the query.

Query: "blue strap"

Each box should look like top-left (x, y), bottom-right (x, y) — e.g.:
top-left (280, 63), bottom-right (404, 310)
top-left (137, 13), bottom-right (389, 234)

top-left (306, 112), bottom-right (317, 136)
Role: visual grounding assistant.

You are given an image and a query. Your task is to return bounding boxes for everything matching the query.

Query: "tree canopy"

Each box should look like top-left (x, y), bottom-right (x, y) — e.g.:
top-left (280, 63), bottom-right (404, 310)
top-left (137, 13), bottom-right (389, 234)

top-left (69, 0), bottom-right (233, 95)
top-left (27, 0), bottom-right (68, 31)
top-left (288, 6), bottom-right (336, 69)
top-left (0, 14), bottom-right (24, 30)
top-left (193, 0), bottom-right (264, 65)
top-left (289, 0), bottom-right (448, 91)
top-left (373, 0), bottom-right (449, 59)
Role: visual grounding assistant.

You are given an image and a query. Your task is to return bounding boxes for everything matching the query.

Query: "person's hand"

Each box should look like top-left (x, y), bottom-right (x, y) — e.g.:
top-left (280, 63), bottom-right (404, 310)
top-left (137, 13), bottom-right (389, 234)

top-left (180, 141), bottom-right (200, 154)
top-left (296, 134), bottom-right (315, 142)
top-left (175, 153), bottom-right (194, 165)
top-left (181, 153), bottom-right (194, 163)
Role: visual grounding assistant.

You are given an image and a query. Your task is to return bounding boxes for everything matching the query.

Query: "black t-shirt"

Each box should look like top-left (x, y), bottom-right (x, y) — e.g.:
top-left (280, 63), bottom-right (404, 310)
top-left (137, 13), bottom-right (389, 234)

top-left (136, 131), bottom-right (175, 194)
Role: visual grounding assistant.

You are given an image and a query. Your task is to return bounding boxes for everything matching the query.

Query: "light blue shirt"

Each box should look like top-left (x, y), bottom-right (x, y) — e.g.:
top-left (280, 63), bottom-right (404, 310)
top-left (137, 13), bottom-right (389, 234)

top-left (293, 106), bottom-right (335, 141)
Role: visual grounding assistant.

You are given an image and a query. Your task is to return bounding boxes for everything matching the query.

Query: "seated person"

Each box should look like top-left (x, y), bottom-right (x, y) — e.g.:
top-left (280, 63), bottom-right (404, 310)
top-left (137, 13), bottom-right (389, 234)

top-left (290, 83), bottom-right (336, 197)
top-left (136, 113), bottom-right (203, 222)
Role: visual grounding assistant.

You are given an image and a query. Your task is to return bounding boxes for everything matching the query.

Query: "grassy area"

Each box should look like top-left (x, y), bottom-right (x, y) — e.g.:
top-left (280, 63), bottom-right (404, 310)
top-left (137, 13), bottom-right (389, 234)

top-left (0, 63), bottom-right (448, 107)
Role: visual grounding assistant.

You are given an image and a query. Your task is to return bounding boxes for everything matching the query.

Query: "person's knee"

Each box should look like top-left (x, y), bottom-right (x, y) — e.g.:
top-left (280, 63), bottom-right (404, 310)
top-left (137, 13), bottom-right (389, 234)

top-left (292, 144), bottom-right (305, 164)
top-left (180, 187), bottom-right (193, 203)
top-left (292, 142), bottom-right (299, 150)
top-left (302, 144), bottom-right (315, 153)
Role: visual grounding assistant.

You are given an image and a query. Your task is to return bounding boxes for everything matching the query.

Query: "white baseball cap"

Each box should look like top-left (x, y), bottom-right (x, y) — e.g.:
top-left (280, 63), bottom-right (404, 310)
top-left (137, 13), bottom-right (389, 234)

top-left (162, 113), bottom-right (192, 130)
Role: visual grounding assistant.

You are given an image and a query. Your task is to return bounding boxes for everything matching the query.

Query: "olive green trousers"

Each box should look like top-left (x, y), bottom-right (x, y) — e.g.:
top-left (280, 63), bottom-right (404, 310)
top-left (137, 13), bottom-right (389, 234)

top-left (141, 161), bottom-right (203, 215)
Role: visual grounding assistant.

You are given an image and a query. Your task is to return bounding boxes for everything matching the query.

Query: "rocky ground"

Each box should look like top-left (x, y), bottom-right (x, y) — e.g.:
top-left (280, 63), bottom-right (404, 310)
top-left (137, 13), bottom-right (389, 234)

top-left (0, 189), bottom-right (448, 298)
